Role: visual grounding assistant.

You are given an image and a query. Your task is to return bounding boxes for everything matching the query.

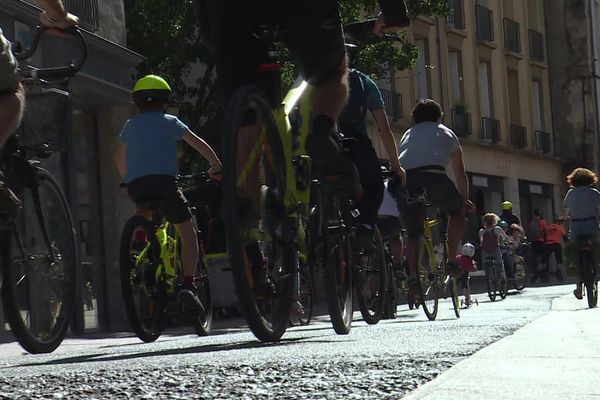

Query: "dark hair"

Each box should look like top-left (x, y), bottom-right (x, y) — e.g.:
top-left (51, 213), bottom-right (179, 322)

top-left (412, 99), bottom-right (443, 124)
top-left (534, 208), bottom-right (543, 217)
top-left (566, 167), bottom-right (598, 187)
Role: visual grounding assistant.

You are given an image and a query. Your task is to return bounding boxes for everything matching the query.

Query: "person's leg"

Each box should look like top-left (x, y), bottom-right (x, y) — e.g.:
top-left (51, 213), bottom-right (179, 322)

top-left (554, 245), bottom-right (564, 281)
top-left (175, 219), bottom-right (200, 280)
top-left (447, 208), bottom-right (466, 261)
top-left (0, 84), bottom-right (24, 144)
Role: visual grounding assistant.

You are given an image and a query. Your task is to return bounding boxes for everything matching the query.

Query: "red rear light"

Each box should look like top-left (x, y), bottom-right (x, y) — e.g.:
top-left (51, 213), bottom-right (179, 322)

top-left (134, 230), bottom-right (148, 243)
top-left (259, 63), bottom-right (281, 71)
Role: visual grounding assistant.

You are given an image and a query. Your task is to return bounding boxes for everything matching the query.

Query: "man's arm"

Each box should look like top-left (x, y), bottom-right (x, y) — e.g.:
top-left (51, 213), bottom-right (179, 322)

top-left (449, 148), bottom-right (475, 211)
top-left (182, 129), bottom-right (223, 177)
top-left (114, 142), bottom-right (127, 179)
top-left (37, 0), bottom-right (78, 28)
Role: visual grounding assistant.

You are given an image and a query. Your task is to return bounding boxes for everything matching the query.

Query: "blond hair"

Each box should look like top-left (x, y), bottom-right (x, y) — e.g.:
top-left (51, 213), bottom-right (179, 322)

top-left (482, 213), bottom-right (500, 228)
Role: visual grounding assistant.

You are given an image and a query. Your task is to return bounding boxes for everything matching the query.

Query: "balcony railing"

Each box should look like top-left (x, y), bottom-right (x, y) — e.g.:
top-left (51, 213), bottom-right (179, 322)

top-left (65, 0), bottom-right (99, 29)
top-left (476, 5), bottom-right (494, 42)
top-left (482, 117), bottom-right (500, 143)
top-left (451, 108), bottom-right (471, 137)
top-left (534, 130), bottom-right (551, 153)
top-left (446, 0), bottom-right (465, 29)
top-left (503, 18), bottom-right (521, 53)
top-left (510, 124), bottom-right (527, 149)
top-left (380, 89), bottom-right (403, 121)
top-left (529, 29), bottom-right (545, 62)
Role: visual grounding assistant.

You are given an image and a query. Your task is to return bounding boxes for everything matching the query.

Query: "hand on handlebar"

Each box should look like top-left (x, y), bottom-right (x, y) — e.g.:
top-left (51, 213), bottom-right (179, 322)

top-left (208, 164), bottom-right (223, 182)
top-left (39, 11), bottom-right (79, 29)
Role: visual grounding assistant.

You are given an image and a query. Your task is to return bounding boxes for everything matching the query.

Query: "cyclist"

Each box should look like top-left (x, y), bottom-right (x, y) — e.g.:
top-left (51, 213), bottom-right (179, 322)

top-left (456, 242), bottom-right (477, 306)
top-left (114, 75), bottom-right (223, 314)
top-left (392, 99), bottom-right (474, 296)
top-left (528, 208), bottom-right (548, 283)
top-left (562, 167), bottom-right (600, 300)
top-left (499, 200), bottom-right (520, 234)
top-left (197, 0), bottom-right (410, 178)
top-left (544, 216), bottom-right (567, 282)
top-left (340, 44), bottom-right (405, 246)
top-left (0, 1), bottom-right (78, 214)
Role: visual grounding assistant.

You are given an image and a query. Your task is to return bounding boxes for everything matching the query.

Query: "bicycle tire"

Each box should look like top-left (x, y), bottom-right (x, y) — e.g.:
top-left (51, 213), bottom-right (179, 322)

top-left (322, 191), bottom-right (353, 334)
top-left (1, 168), bottom-right (79, 354)
top-left (119, 215), bottom-right (163, 342)
top-left (192, 251), bottom-right (213, 336)
top-left (356, 225), bottom-right (388, 324)
top-left (498, 269), bottom-right (508, 300)
top-left (417, 238), bottom-right (439, 321)
top-left (295, 262), bottom-right (314, 326)
top-left (485, 261), bottom-right (497, 302)
top-left (222, 85), bottom-right (294, 342)
top-left (450, 277), bottom-right (460, 318)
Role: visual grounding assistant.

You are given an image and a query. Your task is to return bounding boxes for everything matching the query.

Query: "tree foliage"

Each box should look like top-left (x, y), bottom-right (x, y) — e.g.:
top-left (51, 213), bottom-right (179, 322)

top-left (124, 0), bottom-right (450, 171)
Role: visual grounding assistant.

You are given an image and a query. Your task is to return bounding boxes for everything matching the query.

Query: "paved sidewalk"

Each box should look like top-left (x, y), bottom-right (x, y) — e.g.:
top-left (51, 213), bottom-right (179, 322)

top-left (404, 289), bottom-right (600, 400)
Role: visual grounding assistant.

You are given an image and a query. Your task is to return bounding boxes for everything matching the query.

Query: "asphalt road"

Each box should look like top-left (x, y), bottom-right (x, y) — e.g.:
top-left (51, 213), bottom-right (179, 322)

top-left (0, 284), bottom-right (569, 399)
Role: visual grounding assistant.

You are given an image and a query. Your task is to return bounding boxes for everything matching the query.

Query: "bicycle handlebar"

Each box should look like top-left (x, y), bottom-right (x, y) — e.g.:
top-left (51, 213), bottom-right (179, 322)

top-left (344, 19), bottom-right (402, 44)
top-left (14, 25), bottom-right (88, 82)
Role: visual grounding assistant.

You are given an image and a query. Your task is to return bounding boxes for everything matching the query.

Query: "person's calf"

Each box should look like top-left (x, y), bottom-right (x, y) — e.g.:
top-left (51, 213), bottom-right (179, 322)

top-left (0, 85), bottom-right (25, 145)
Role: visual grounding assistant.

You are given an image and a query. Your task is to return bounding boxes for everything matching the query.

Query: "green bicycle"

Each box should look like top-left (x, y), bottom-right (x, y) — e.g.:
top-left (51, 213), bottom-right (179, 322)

top-left (119, 176), bottom-right (212, 342)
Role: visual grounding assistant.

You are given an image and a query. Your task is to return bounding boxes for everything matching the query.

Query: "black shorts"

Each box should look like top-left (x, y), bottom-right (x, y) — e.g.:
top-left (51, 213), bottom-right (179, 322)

top-left (397, 170), bottom-right (464, 238)
top-left (200, 0), bottom-right (346, 102)
top-left (544, 243), bottom-right (563, 264)
top-left (531, 241), bottom-right (545, 257)
top-left (377, 215), bottom-right (402, 239)
top-left (126, 175), bottom-right (192, 224)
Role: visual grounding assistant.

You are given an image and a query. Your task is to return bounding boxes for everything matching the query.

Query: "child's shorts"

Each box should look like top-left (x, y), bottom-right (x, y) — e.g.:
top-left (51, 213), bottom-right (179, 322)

top-left (126, 174), bottom-right (192, 224)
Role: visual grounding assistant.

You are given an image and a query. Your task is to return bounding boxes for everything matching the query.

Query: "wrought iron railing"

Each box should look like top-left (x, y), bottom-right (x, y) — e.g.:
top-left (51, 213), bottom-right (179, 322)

top-left (482, 117), bottom-right (500, 143)
top-left (503, 18), bottom-right (521, 53)
top-left (510, 124), bottom-right (527, 149)
top-left (380, 89), bottom-right (403, 121)
top-left (534, 130), bottom-right (551, 153)
top-left (446, 0), bottom-right (465, 29)
top-left (476, 5), bottom-right (494, 42)
top-left (64, 0), bottom-right (99, 29)
top-left (451, 108), bottom-right (471, 137)
top-left (529, 29), bottom-right (545, 62)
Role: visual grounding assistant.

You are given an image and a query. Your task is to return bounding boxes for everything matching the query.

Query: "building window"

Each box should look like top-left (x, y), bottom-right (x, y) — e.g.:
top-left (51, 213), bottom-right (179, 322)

top-left (478, 61), bottom-right (493, 119)
top-left (534, 130), bottom-right (551, 153)
top-left (451, 108), bottom-right (471, 137)
top-left (503, 18), bottom-right (521, 53)
top-left (529, 29), bottom-right (545, 62)
top-left (476, 4), bottom-right (494, 42)
top-left (531, 80), bottom-right (543, 131)
top-left (448, 51), bottom-right (464, 104)
top-left (510, 124), bottom-right (527, 149)
top-left (64, 0), bottom-right (99, 30)
top-left (446, 0), bottom-right (465, 29)
top-left (380, 89), bottom-right (403, 121)
top-left (482, 117), bottom-right (501, 143)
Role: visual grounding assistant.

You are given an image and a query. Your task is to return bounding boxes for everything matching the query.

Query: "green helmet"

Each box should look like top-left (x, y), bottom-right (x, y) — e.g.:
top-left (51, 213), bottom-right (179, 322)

top-left (132, 74), bottom-right (171, 105)
top-left (501, 201), bottom-right (513, 210)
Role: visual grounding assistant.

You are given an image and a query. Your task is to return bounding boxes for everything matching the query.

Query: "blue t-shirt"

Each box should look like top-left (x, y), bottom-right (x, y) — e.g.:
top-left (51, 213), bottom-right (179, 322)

top-left (563, 186), bottom-right (600, 238)
top-left (120, 112), bottom-right (188, 183)
top-left (338, 70), bottom-right (385, 138)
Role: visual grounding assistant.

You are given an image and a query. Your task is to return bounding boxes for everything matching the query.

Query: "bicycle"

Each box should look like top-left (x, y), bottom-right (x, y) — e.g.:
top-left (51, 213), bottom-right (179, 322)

top-left (575, 237), bottom-right (598, 308)
top-left (402, 189), bottom-right (460, 320)
top-left (483, 256), bottom-right (508, 302)
top-left (0, 26), bottom-right (86, 354)
top-left (119, 175), bottom-right (213, 342)
top-left (222, 20), bottom-right (387, 340)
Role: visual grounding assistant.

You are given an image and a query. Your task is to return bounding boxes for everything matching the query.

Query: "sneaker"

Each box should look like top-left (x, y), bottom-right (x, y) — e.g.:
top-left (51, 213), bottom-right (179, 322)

top-left (573, 288), bottom-right (583, 300)
top-left (178, 283), bottom-right (206, 316)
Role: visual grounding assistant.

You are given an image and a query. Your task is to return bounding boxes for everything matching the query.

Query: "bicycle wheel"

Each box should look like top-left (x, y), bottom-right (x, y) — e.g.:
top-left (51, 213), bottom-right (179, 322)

top-left (417, 238), bottom-right (439, 321)
top-left (294, 262), bottom-right (314, 326)
top-left (222, 85), bottom-right (294, 342)
top-left (119, 215), bottom-right (163, 342)
top-left (485, 262), bottom-right (497, 302)
top-left (513, 261), bottom-right (527, 291)
top-left (1, 168), bottom-right (79, 354)
top-left (498, 269), bottom-right (508, 300)
top-left (322, 191), bottom-right (353, 334)
top-left (449, 276), bottom-right (461, 318)
top-left (192, 253), bottom-right (213, 336)
top-left (355, 225), bottom-right (387, 324)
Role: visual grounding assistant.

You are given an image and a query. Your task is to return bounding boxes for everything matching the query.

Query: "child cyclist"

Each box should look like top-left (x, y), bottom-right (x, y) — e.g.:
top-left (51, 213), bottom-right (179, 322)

top-left (114, 75), bottom-right (222, 314)
top-left (562, 168), bottom-right (600, 300)
top-left (456, 243), bottom-right (477, 306)
top-left (479, 213), bottom-right (510, 277)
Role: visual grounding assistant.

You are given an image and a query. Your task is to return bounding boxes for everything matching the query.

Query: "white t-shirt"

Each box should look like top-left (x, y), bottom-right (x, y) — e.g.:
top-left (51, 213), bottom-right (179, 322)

top-left (398, 122), bottom-right (461, 172)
